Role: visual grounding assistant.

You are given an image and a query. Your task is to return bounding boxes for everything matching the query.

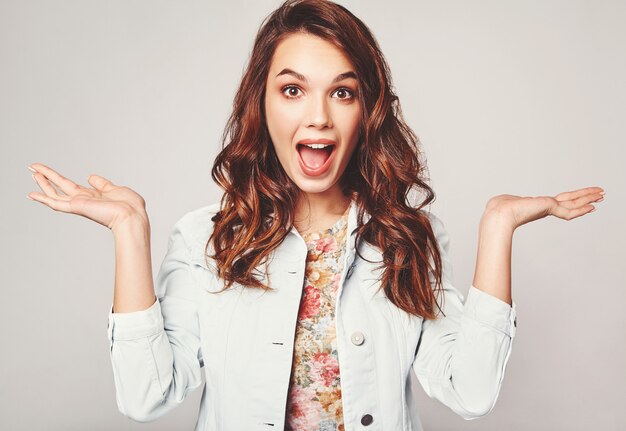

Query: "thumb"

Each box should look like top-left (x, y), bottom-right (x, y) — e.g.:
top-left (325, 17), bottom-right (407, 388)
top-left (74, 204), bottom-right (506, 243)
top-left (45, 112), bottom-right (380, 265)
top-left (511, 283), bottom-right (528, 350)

top-left (87, 174), bottom-right (113, 191)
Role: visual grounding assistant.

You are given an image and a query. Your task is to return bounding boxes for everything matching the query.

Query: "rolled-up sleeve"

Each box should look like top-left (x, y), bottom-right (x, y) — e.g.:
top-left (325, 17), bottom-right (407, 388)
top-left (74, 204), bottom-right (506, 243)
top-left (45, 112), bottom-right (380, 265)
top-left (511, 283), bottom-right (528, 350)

top-left (412, 213), bottom-right (517, 420)
top-left (106, 217), bottom-right (203, 422)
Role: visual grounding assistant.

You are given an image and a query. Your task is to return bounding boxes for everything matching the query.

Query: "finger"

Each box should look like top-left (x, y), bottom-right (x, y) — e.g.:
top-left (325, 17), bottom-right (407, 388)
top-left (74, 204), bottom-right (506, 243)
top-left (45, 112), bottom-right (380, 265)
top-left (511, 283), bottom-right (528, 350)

top-left (27, 192), bottom-right (74, 212)
top-left (87, 174), bottom-right (114, 191)
top-left (29, 163), bottom-right (81, 196)
top-left (32, 172), bottom-right (67, 200)
top-left (557, 192), bottom-right (604, 210)
top-left (551, 203), bottom-right (595, 220)
top-left (554, 187), bottom-right (604, 202)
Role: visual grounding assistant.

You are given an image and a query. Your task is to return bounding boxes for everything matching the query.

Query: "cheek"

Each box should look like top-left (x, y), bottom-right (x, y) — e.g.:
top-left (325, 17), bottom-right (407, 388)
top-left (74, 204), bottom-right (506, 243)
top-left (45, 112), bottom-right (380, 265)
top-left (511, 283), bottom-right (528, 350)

top-left (265, 95), bottom-right (298, 164)
top-left (266, 95), bottom-right (299, 135)
top-left (339, 107), bottom-right (362, 143)
top-left (341, 109), bottom-right (362, 161)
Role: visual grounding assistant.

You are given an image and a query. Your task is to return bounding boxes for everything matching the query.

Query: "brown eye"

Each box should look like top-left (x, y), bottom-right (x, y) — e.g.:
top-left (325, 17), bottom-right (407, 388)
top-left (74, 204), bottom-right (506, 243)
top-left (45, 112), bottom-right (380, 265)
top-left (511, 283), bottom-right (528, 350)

top-left (282, 86), bottom-right (302, 98)
top-left (333, 88), bottom-right (355, 100)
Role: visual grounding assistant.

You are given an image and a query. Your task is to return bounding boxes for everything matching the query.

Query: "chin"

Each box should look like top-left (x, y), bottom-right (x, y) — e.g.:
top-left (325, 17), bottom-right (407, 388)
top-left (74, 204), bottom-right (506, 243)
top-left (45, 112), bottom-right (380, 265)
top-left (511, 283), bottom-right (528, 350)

top-left (292, 175), bottom-right (337, 195)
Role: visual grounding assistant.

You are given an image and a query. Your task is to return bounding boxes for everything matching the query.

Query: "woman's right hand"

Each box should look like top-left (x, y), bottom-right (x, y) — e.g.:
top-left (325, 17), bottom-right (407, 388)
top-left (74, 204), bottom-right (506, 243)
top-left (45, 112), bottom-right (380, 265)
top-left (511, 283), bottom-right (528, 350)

top-left (27, 162), bottom-right (149, 232)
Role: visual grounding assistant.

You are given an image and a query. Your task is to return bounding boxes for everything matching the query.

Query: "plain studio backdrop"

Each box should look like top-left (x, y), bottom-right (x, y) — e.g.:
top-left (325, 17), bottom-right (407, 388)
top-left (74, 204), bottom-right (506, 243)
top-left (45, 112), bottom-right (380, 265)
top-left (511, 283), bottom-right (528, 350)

top-left (1, 0), bottom-right (624, 430)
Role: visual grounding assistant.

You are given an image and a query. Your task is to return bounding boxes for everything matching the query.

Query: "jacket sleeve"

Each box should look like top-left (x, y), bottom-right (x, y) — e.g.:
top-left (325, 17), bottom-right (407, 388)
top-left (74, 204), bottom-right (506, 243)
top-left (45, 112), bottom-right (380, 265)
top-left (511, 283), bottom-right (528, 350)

top-left (412, 212), bottom-right (517, 420)
top-left (106, 216), bottom-right (203, 422)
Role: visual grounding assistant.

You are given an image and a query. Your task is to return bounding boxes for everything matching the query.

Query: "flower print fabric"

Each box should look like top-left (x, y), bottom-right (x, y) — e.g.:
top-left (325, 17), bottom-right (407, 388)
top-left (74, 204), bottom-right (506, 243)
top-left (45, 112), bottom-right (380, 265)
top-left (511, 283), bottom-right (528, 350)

top-left (285, 208), bottom-right (349, 431)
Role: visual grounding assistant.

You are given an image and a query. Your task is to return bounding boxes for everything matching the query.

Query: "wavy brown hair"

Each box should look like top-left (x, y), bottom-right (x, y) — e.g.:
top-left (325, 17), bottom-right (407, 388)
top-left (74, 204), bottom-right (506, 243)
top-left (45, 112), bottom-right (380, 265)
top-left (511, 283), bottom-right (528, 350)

top-left (208, 0), bottom-right (445, 319)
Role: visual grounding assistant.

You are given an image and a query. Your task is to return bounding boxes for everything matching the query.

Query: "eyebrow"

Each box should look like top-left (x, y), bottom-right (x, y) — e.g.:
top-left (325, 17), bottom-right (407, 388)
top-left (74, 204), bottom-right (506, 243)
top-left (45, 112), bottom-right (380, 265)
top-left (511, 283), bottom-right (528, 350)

top-left (275, 68), bottom-right (357, 84)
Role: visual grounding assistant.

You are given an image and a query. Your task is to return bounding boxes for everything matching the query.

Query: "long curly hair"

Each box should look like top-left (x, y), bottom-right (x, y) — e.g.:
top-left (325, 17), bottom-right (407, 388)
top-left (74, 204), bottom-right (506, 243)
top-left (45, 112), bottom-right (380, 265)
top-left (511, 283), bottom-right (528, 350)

top-left (208, 0), bottom-right (445, 320)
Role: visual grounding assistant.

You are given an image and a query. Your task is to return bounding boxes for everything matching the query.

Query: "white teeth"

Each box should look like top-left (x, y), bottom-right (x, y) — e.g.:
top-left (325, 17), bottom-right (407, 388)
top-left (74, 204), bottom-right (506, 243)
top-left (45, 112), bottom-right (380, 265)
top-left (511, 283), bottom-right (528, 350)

top-left (304, 143), bottom-right (331, 149)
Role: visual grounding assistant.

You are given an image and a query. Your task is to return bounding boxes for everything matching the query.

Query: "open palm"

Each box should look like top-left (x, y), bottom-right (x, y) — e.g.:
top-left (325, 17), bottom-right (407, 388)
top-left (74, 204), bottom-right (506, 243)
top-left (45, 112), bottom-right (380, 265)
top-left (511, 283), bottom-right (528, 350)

top-left (27, 163), bottom-right (148, 231)
top-left (485, 186), bottom-right (605, 229)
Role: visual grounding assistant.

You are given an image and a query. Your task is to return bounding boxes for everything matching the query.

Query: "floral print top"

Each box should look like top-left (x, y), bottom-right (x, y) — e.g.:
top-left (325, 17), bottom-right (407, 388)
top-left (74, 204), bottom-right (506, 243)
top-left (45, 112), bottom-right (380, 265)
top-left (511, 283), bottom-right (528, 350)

top-left (284, 208), bottom-right (350, 431)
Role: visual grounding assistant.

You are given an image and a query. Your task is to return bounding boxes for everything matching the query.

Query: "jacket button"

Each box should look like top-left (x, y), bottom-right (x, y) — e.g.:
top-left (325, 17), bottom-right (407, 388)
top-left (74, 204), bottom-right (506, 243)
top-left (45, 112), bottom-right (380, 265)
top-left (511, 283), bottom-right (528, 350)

top-left (361, 414), bottom-right (373, 426)
top-left (351, 331), bottom-right (365, 346)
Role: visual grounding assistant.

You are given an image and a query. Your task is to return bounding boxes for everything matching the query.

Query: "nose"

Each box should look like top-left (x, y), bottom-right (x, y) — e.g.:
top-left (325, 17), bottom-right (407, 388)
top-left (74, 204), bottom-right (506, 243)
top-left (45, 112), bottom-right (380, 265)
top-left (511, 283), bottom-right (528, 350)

top-left (306, 93), bottom-right (332, 129)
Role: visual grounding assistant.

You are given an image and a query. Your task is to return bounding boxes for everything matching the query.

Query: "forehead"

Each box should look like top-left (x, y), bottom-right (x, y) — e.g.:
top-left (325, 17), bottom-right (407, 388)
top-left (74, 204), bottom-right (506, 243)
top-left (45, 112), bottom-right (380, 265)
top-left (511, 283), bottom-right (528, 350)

top-left (269, 32), bottom-right (355, 76)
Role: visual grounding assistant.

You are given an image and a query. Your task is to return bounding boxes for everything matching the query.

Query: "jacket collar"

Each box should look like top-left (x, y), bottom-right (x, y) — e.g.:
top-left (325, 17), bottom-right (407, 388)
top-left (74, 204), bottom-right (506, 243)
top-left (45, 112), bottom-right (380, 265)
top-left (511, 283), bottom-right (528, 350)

top-left (285, 198), bottom-right (366, 258)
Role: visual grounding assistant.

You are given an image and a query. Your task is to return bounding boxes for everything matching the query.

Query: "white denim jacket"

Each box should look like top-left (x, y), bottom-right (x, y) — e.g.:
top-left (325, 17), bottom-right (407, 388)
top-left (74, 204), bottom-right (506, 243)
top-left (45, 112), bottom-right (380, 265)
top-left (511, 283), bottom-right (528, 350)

top-left (107, 200), bottom-right (517, 431)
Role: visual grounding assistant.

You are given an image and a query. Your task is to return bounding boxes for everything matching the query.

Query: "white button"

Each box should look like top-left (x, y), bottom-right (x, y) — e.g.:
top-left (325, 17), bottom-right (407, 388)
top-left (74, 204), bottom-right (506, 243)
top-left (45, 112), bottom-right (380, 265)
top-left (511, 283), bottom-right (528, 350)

top-left (351, 331), bottom-right (365, 346)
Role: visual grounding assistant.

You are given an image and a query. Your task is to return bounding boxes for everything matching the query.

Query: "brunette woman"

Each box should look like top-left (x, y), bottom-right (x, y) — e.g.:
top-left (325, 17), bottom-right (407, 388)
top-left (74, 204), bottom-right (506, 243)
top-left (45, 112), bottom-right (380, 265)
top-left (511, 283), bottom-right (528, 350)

top-left (27, 1), bottom-right (604, 430)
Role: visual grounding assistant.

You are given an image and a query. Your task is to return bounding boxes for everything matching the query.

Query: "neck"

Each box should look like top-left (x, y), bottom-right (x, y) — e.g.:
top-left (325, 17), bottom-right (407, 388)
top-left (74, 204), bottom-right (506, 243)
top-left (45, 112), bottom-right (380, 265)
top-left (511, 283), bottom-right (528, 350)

top-left (294, 186), bottom-right (351, 235)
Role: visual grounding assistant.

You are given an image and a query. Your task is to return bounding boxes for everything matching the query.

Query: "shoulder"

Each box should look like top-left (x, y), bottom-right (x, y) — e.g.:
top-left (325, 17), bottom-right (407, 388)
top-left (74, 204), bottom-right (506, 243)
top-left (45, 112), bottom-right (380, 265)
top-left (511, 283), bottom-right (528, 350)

top-left (173, 201), bottom-right (222, 251)
top-left (177, 201), bottom-right (222, 226)
top-left (418, 209), bottom-right (450, 253)
top-left (420, 209), bottom-right (444, 229)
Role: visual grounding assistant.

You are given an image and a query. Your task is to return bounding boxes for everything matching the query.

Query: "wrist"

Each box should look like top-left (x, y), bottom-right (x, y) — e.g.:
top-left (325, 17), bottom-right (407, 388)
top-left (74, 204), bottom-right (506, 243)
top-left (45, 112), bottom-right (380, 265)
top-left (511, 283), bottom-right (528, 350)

top-left (112, 212), bottom-right (150, 237)
top-left (480, 208), bottom-right (517, 235)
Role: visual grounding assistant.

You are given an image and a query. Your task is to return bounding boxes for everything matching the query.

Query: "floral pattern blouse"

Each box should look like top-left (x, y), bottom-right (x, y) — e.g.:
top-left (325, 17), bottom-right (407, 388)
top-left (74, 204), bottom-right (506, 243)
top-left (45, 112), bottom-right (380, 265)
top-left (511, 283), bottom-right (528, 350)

top-left (284, 208), bottom-right (350, 431)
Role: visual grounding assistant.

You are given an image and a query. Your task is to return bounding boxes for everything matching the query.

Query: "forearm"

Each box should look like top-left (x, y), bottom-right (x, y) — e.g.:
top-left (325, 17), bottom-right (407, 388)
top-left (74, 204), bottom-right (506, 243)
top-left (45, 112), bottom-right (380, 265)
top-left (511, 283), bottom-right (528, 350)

top-left (472, 210), bottom-right (515, 306)
top-left (112, 215), bottom-right (156, 313)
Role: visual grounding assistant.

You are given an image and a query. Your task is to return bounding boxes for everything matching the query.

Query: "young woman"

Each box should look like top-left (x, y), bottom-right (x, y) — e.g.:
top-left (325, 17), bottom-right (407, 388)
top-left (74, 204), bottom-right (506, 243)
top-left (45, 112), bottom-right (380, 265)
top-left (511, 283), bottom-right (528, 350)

top-left (27, 0), bottom-right (604, 430)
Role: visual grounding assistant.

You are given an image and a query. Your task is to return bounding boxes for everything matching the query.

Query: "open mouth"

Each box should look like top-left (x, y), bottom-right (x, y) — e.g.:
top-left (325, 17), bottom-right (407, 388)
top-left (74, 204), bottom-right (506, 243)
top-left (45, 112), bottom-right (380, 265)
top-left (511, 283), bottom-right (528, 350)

top-left (296, 143), bottom-right (336, 176)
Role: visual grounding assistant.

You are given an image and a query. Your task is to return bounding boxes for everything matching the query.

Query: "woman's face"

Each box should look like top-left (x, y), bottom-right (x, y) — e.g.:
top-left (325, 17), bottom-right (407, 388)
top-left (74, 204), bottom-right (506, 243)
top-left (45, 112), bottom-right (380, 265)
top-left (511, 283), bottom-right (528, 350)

top-left (264, 32), bottom-right (361, 198)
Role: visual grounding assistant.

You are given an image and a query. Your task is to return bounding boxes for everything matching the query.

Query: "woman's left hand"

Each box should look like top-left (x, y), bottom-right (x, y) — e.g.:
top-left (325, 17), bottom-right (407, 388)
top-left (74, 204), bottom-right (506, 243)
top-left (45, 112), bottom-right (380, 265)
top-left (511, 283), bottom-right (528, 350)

top-left (484, 186), bottom-right (605, 230)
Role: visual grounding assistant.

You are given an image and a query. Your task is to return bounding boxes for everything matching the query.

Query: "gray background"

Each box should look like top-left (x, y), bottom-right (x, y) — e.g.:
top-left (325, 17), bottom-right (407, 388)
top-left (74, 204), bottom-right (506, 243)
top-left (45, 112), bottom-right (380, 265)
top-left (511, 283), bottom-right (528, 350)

top-left (2, 0), bottom-right (624, 430)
